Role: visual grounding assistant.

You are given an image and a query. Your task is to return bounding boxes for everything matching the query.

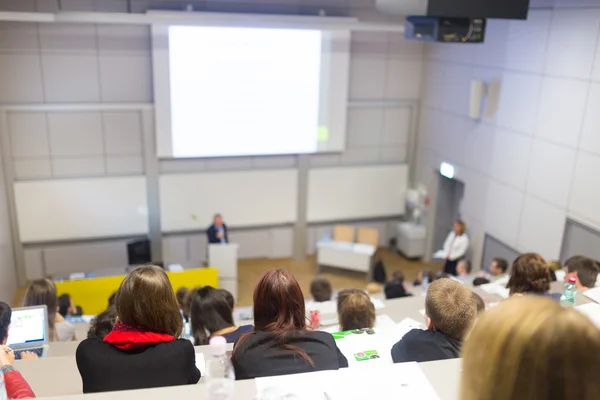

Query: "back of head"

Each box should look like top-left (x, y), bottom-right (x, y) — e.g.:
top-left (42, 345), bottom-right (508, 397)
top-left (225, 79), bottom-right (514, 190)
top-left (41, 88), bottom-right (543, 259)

top-left (391, 270), bottom-right (405, 282)
top-left (492, 258), bottom-right (509, 274)
top-left (190, 286), bottom-right (235, 346)
top-left (58, 294), bottom-right (71, 317)
top-left (87, 307), bottom-right (117, 340)
top-left (310, 277), bottom-right (332, 302)
top-left (565, 256), bottom-right (599, 288)
top-left (471, 292), bottom-right (485, 315)
top-left (508, 253), bottom-right (550, 295)
top-left (218, 289), bottom-right (235, 310)
top-left (425, 278), bottom-right (477, 341)
top-left (108, 292), bottom-right (117, 308)
top-left (24, 279), bottom-right (58, 328)
top-left (0, 302), bottom-right (11, 344)
top-left (337, 289), bottom-right (375, 331)
top-left (458, 260), bottom-right (472, 274)
top-left (472, 277), bottom-right (490, 287)
top-left (175, 287), bottom-right (189, 309)
top-left (115, 265), bottom-right (182, 337)
top-left (461, 296), bottom-right (600, 400)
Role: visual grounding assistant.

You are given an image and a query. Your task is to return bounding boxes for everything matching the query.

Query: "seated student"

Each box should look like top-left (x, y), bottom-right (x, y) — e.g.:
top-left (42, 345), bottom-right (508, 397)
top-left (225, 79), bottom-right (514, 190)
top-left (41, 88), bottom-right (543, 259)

top-left (456, 260), bottom-right (472, 282)
top-left (58, 294), bottom-right (75, 318)
top-left (107, 292), bottom-right (117, 308)
top-left (391, 278), bottom-right (476, 363)
top-left (76, 265), bottom-right (200, 393)
top-left (310, 277), bottom-right (333, 302)
top-left (218, 288), bottom-right (235, 311)
top-left (460, 296), bottom-right (600, 400)
top-left (384, 271), bottom-right (412, 299)
top-left (337, 289), bottom-right (376, 331)
top-left (175, 287), bottom-right (188, 313)
top-left (87, 307), bottom-right (117, 340)
top-left (564, 255), bottom-right (600, 292)
top-left (231, 269), bottom-right (348, 379)
top-left (1, 302), bottom-right (37, 399)
top-left (548, 260), bottom-right (562, 282)
top-left (190, 286), bottom-right (252, 345)
top-left (507, 253), bottom-right (554, 298)
top-left (413, 269), bottom-right (436, 286)
top-left (23, 279), bottom-right (76, 342)
top-left (471, 292), bottom-right (485, 315)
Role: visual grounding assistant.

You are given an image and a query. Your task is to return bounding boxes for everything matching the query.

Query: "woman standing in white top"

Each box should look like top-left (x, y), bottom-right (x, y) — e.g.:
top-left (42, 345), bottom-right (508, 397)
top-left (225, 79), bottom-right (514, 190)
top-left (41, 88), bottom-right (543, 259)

top-left (442, 220), bottom-right (469, 276)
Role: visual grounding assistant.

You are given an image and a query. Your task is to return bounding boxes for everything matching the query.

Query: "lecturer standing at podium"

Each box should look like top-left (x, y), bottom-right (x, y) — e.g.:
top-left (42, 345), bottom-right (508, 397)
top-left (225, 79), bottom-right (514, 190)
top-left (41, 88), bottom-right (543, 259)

top-left (207, 214), bottom-right (229, 244)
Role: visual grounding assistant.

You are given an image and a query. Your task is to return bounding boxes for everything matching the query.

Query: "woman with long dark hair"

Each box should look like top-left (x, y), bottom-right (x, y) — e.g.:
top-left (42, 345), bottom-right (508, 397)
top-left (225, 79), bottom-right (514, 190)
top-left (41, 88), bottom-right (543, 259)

top-left (190, 286), bottom-right (252, 345)
top-left (231, 269), bottom-right (348, 379)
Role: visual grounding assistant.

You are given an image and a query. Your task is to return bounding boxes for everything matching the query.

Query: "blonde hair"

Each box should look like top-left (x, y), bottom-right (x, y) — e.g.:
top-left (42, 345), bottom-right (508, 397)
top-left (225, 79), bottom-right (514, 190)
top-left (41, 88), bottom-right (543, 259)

top-left (425, 278), bottom-right (477, 341)
top-left (454, 220), bottom-right (467, 235)
top-left (23, 279), bottom-right (58, 342)
top-left (337, 289), bottom-right (376, 331)
top-left (461, 296), bottom-right (600, 400)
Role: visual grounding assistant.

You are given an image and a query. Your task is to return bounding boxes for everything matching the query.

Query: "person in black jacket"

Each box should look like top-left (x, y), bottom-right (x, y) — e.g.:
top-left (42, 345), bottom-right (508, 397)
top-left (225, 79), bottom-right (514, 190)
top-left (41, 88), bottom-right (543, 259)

top-left (76, 265), bottom-right (200, 393)
top-left (231, 268), bottom-right (348, 379)
top-left (207, 213), bottom-right (228, 244)
top-left (384, 271), bottom-right (412, 300)
top-left (391, 278), bottom-right (477, 363)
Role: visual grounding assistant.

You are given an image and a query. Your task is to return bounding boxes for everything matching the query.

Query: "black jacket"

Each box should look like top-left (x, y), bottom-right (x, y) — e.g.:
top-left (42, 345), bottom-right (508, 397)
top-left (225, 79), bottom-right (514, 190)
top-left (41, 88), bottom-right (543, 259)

top-left (391, 329), bottom-right (461, 363)
top-left (384, 280), bottom-right (412, 299)
top-left (207, 223), bottom-right (229, 244)
top-left (232, 331), bottom-right (348, 380)
top-left (76, 338), bottom-right (201, 393)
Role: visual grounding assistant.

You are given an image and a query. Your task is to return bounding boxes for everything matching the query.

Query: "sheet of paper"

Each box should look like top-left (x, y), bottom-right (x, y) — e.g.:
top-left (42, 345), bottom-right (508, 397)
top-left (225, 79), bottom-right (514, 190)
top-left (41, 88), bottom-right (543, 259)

top-left (255, 370), bottom-right (336, 400)
top-left (432, 250), bottom-right (446, 259)
top-left (320, 316), bottom-right (396, 334)
top-left (575, 303), bottom-right (600, 328)
top-left (195, 353), bottom-right (206, 376)
top-left (583, 286), bottom-right (600, 303)
top-left (555, 269), bottom-right (566, 283)
top-left (478, 282), bottom-right (510, 299)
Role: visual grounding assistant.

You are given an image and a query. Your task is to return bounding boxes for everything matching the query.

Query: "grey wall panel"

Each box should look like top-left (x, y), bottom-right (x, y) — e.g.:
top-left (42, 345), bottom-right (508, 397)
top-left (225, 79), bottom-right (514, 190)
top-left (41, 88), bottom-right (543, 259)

top-left (380, 146), bottom-right (408, 163)
top-left (0, 22), bottom-right (39, 52)
top-left (51, 157), bottom-right (105, 177)
top-left (347, 108), bottom-right (384, 148)
top-left (340, 148), bottom-right (380, 165)
top-left (23, 247), bottom-right (44, 280)
top-left (98, 54), bottom-right (153, 102)
top-left (269, 227), bottom-right (294, 258)
top-left (97, 25), bottom-right (151, 53)
top-left (106, 156), bottom-right (144, 174)
top-left (309, 154), bottom-right (341, 168)
top-left (47, 113), bottom-right (104, 156)
top-left (162, 235), bottom-right (188, 264)
top-left (188, 234), bottom-right (208, 266)
top-left (95, 0), bottom-right (129, 13)
top-left (160, 159), bottom-right (207, 173)
top-left (0, 0), bottom-right (35, 12)
top-left (38, 23), bottom-right (97, 52)
top-left (561, 220), bottom-right (600, 263)
top-left (206, 157), bottom-right (253, 171)
top-left (382, 108), bottom-right (411, 145)
top-left (13, 159), bottom-right (52, 179)
top-left (251, 155), bottom-right (297, 169)
top-left (8, 113), bottom-right (50, 158)
top-left (41, 54), bottom-right (101, 102)
top-left (481, 234), bottom-right (520, 273)
top-left (0, 54), bottom-right (44, 103)
top-left (228, 229), bottom-right (271, 259)
top-left (41, 239), bottom-right (130, 276)
top-left (103, 112), bottom-right (143, 155)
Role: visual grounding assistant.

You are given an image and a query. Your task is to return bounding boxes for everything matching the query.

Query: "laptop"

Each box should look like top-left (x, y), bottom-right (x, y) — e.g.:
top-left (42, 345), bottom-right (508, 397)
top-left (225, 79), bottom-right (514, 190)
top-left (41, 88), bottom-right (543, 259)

top-left (6, 305), bottom-right (50, 359)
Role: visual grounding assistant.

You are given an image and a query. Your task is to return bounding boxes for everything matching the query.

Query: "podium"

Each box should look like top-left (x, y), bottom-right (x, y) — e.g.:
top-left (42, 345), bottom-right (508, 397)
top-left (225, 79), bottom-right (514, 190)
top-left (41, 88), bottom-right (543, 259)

top-left (208, 243), bottom-right (239, 299)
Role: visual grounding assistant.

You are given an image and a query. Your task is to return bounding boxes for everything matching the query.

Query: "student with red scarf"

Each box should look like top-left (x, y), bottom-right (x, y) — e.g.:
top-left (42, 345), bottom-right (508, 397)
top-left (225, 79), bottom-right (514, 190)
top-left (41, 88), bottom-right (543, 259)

top-left (76, 265), bottom-right (200, 393)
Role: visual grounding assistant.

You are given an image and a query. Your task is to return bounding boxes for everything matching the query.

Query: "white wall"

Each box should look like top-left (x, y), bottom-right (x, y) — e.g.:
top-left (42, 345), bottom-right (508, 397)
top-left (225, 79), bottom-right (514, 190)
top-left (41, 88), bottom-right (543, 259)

top-left (417, 1), bottom-right (600, 268)
top-left (0, 138), bottom-right (16, 303)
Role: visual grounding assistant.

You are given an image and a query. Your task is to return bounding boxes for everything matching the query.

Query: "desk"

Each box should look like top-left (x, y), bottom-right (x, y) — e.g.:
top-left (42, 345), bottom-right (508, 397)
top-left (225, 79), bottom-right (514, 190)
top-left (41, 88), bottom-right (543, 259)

top-left (316, 241), bottom-right (375, 273)
top-left (35, 358), bottom-right (462, 400)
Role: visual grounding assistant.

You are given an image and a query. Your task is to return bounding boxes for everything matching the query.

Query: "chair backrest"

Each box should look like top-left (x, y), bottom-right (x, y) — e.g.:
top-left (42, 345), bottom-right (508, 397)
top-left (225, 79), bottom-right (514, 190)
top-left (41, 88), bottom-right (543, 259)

top-left (358, 228), bottom-right (379, 247)
top-left (333, 225), bottom-right (355, 243)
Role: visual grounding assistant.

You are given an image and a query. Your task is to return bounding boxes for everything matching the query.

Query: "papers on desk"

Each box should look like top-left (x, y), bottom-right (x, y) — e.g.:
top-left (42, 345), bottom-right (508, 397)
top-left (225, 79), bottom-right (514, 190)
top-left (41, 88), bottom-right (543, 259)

top-left (575, 303), bottom-right (600, 328)
top-left (479, 282), bottom-right (510, 299)
top-left (432, 250), bottom-right (446, 259)
top-left (255, 362), bottom-right (440, 400)
top-left (195, 353), bottom-right (206, 376)
top-left (555, 269), bottom-right (566, 283)
top-left (583, 286), bottom-right (600, 304)
top-left (321, 314), bottom-right (396, 334)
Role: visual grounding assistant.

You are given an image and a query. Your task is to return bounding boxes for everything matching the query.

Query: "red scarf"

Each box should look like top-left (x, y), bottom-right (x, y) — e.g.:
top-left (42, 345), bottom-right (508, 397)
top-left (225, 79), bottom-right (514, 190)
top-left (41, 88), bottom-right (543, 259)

top-left (103, 322), bottom-right (176, 350)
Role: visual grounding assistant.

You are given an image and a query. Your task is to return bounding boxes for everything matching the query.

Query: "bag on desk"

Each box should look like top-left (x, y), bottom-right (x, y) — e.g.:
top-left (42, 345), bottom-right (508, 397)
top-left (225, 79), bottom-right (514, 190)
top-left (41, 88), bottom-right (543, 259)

top-left (372, 260), bottom-right (387, 284)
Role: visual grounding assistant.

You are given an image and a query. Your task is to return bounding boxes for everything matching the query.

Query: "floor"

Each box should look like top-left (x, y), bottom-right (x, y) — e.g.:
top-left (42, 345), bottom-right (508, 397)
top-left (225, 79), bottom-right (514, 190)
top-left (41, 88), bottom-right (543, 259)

top-left (12, 249), bottom-right (436, 308)
top-left (236, 248), bottom-right (435, 307)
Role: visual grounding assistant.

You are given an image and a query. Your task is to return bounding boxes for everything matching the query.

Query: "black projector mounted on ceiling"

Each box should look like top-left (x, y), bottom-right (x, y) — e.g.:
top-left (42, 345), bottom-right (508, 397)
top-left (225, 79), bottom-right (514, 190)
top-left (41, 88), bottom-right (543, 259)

top-left (377, 0), bottom-right (531, 43)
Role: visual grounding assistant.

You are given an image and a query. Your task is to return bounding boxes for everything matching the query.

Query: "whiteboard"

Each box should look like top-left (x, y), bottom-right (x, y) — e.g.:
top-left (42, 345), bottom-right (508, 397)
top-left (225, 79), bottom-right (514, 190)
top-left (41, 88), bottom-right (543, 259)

top-left (307, 164), bottom-right (408, 222)
top-left (160, 169), bottom-right (298, 232)
top-left (15, 177), bottom-right (149, 243)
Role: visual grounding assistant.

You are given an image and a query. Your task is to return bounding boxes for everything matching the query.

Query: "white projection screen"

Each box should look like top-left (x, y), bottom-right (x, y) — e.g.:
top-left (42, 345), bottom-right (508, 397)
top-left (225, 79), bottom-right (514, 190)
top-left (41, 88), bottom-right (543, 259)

top-left (152, 24), bottom-right (350, 158)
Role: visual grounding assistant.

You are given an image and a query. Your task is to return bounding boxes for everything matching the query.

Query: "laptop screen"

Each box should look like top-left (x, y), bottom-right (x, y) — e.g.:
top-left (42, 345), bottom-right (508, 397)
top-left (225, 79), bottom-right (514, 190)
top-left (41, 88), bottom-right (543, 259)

top-left (6, 306), bottom-right (47, 346)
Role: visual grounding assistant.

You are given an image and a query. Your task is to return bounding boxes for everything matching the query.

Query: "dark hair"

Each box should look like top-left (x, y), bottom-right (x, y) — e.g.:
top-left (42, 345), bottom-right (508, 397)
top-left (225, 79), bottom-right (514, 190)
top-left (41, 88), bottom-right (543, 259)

top-left (507, 253), bottom-right (550, 295)
top-left (310, 277), bottom-right (333, 302)
top-left (565, 256), bottom-right (600, 288)
top-left (115, 265), bottom-right (183, 337)
top-left (0, 302), bottom-right (11, 344)
top-left (460, 260), bottom-right (473, 274)
top-left (176, 287), bottom-right (189, 309)
top-left (471, 292), bottom-right (485, 314)
top-left (472, 277), bottom-right (491, 286)
top-left (58, 294), bottom-right (71, 318)
top-left (337, 289), bottom-right (375, 331)
top-left (492, 258), bottom-right (509, 273)
top-left (108, 292), bottom-right (117, 308)
top-left (87, 307), bottom-right (117, 340)
top-left (190, 286), bottom-right (235, 346)
top-left (218, 289), bottom-right (235, 310)
top-left (234, 269), bottom-right (313, 367)
top-left (391, 270), bottom-right (405, 282)
top-left (23, 279), bottom-right (58, 341)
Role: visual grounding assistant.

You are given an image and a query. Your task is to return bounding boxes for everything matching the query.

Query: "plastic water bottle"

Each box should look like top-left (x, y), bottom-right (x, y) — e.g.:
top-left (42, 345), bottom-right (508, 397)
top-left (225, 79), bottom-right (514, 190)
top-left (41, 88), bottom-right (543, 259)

top-left (204, 336), bottom-right (235, 400)
top-left (0, 369), bottom-right (8, 400)
top-left (560, 277), bottom-right (577, 307)
top-left (421, 275), bottom-right (429, 296)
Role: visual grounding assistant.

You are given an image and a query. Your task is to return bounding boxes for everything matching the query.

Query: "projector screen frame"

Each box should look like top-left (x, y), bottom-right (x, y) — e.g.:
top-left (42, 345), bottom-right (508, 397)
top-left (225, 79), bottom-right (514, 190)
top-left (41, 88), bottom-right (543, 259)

top-left (152, 22), bottom-right (350, 159)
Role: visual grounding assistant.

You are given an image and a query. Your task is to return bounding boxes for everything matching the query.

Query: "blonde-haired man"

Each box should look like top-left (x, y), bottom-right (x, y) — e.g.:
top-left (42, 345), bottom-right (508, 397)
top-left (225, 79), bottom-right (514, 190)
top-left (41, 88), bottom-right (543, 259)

top-left (391, 278), bottom-right (477, 363)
